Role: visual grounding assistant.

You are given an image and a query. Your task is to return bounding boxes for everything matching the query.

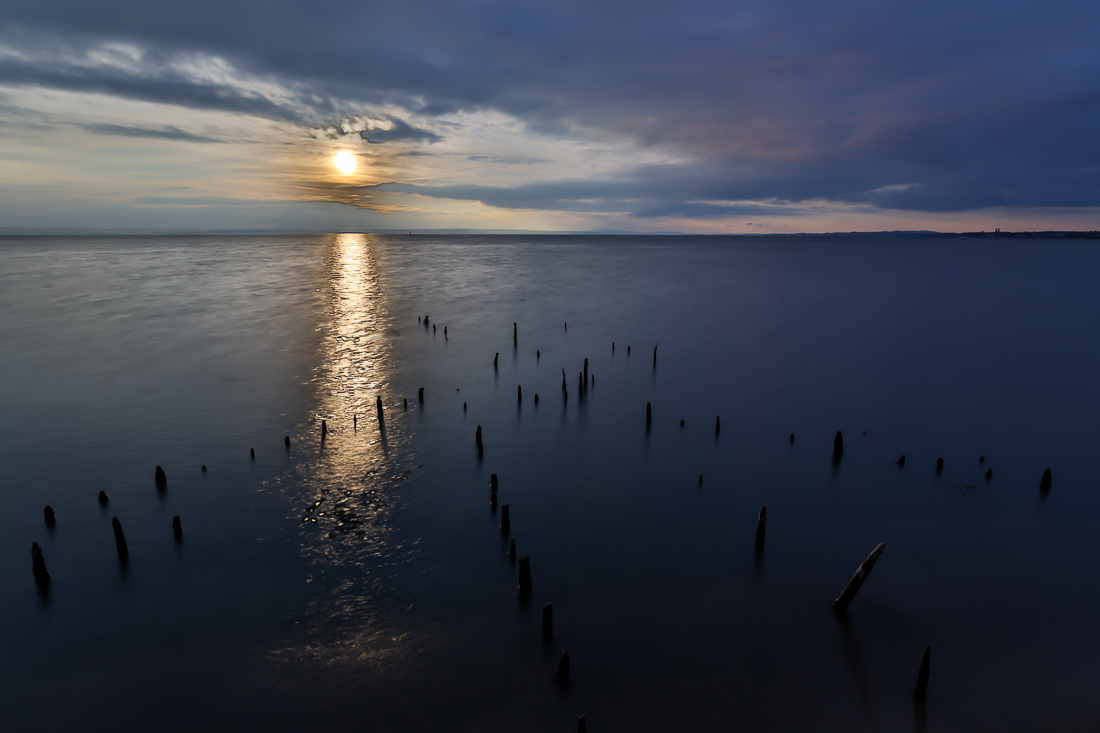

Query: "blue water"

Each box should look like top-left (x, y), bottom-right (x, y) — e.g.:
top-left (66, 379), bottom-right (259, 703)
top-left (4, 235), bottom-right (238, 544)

top-left (2, 233), bottom-right (1099, 731)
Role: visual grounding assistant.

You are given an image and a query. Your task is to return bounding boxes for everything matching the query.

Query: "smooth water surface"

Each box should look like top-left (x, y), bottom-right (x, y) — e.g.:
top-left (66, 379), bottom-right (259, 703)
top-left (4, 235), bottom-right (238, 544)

top-left (2, 233), bottom-right (1099, 732)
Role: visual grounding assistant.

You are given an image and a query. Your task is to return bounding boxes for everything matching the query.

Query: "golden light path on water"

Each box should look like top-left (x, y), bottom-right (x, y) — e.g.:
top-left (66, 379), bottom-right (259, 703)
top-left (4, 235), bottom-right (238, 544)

top-left (274, 233), bottom-right (428, 667)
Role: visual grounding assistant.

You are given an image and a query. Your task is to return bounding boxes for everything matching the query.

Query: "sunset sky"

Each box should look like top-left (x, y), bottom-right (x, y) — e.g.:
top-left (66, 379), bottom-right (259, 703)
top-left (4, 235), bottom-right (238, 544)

top-left (2, 0), bottom-right (1098, 233)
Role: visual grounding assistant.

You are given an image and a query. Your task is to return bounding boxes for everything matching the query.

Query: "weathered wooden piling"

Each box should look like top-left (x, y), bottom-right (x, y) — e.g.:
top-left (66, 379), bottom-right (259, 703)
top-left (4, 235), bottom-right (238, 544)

top-left (321, 420), bottom-right (328, 437)
top-left (790, 433), bottom-right (795, 443)
top-left (979, 455), bottom-right (985, 463)
top-left (464, 401), bottom-right (467, 410)
top-left (578, 715), bottom-right (586, 732)
top-left (564, 322), bottom-right (567, 330)
top-left (98, 491), bottom-right (109, 503)
top-left (32, 542), bottom-right (50, 586)
top-left (833, 542), bottom-right (886, 610)
top-left (680, 419), bottom-right (684, 427)
top-left (285, 435), bottom-right (291, 447)
top-left (514, 322), bottom-right (518, 343)
top-left (542, 603), bottom-right (553, 639)
top-left (833, 431), bottom-right (844, 457)
top-left (376, 395), bottom-right (384, 419)
top-left (172, 515), bottom-right (183, 538)
top-left (537, 350), bottom-right (540, 359)
top-left (251, 448), bottom-right (255, 458)
top-left (914, 644), bottom-right (931, 700)
top-left (432, 324), bottom-right (436, 332)
top-left (490, 473), bottom-right (498, 491)
top-left (755, 506), bottom-right (767, 548)
top-left (627, 345), bottom-right (631, 354)
top-left (508, 539), bottom-right (516, 558)
top-left (476, 425), bottom-right (483, 444)
top-left (44, 505), bottom-right (55, 526)
top-left (112, 516), bottom-right (129, 558)
top-left (653, 343), bottom-right (658, 365)
top-left (578, 372), bottom-right (583, 391)
top-left (1040, 467), bottom-right (1052, 491)
top-left (612, 341), bottom-right (615, 352)
top-left (155, 465), bottom-right (167, 487)
top-left (490, 493), bottom-right (497, 509)
top-left (494, 353), bottom-right (499, 367)
top-left (646, 402), bottom-right (652, 425)
top-left (418, 387), bottom-right (424, 403)
top-left (500, 504), bottom-right (510, 530)
top-left (897, 455), bottom-right (906, 467)
top-left (936, 457), bottom-right (944, 472)
top-left (201, 465), bottom-right (207, 473)
top-left (985, 467), bottom-right (993, 479)
top-left (518, 385), bottom-right (522, 400)
top-left (557, 650), bottom-right (570, 684)
top-left (424, 315), bottom-right (429, 325)
top-left (444, 326), bottom-right (448, 336)
top-left (404, 398), bottom-right (408, 409)
top-left (534, 394), bottom-right (539, 403)
top-left (715, 416), bottom-right (721, 434)
top-left (583, 358), bottom-right (588, 384)
top-left (518, 555), bottom-right (531, 591)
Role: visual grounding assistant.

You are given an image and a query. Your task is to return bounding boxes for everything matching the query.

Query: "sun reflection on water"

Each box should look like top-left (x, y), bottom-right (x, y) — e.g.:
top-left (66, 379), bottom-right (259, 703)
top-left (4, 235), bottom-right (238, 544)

top-left (275, 233), bottom-right (424, 661)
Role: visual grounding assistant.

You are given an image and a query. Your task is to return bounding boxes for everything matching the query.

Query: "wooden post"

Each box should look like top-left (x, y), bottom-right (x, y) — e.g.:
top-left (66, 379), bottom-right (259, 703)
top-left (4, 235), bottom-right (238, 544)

top-left (534, 394), bottom-right (539, 404)
top-left (418, 387), bottom-right (424, 403)
top-left (494, 353), bottom-right (499, 367)
top-left (476, 425), bottom-right (483, 444)
top-left (509, 539), bottom-right (516, 558)
top-left (936, 457), bottom-right (943, 472)
top-left (897, 455), bottom-right (906, 467)
top-left (790, 433), bottom-right (795, 443)
top-left (557, 650), bottom-right (570, 684)
top-left (112, 516), bottom-right (129, 558)
top-left (376, 395), bottom-right (384, 419)
top-left (834, 543), bottom-right (885, 610)
top-left (514, 322), bottom-right (517, 343)
top-left (833, 431), bottom-right (844, 457)
top-left (646, 402), bottom-right (652, 425)
top-left (583, 358), bottom-right (588, 385)
top-left (155, 465), bottom-right (167, 487)
top-left (1040, 467), bottom-right (1052, 491)
top-left (98, 490), bottom-right (109, 503)
top-left (985, 467), bottom-right (993, 479)
top-left (31, 542), bottom-right (50, 586)
top-left (518, 555), bottom-right (531, 592)
top-left (542, 603), bottom-right (553, 639)
top-left (251, 448), bottom-right (255, 458)
top-left (321, 420), bottom-right (328, 436)
top-left (500, 504), bottom-right (510, 530)
top-left (44, 505), bottom-right (55, 526)
top-left (172, 515), bottom-right (183, 538)
top-left (715, 416), bottom-right (721, 434)
top-left (578, 715), bottom-right (586, 733)
top-left (518, 385), bottom-right (522, 401)
top-left (698, 474), bottom-right (703, 484)
top-left (755, 506), bottom-right (767, 548)
top-left (653, 343), bottom-right (658, 365)
top-left (490, 473), bottom-right (498, 491)
top-left (403, 398), bottom-right (408, 409)
top-left (285, 435), bottom-right (291, 447)
top-left (914, 644), bottom-right (931, 700)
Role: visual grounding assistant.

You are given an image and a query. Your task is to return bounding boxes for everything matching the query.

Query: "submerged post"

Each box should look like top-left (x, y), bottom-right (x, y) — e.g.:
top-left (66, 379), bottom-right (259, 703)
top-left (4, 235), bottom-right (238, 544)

top-left (321, 420), bottom-right (328, 437)
top-left (418, 387), bottom-right (424, 403)
top-left (376, 395), bottom-right (384, 420)
top-left (500, 504), bottom-right (510, 530)
top-left (44, 505), bottom-right (56, 526)
top-left (914, 644), bottom-right (932, 700)
top-left (557, 650), bottom-right (570, 684)
top-left (833, 431), bottom-right (844, 457)
top-left (31, 542), bottom-right (50, 586)
top-left (790, 433), bottom-right (795, 443)
top-left (155, 465), bottom-right (168, 487)
top-left (834, 542), bottom-right (886, 611)
top-left (578, 715), bottom-right (586, 733)
top-left (476, 425), bottom-right (483, 444)
top-left (98, 490), bottom-right (110, 504)
top-left (172, 515), bottom-right (183, 538)
top-left (583, 358), bottom-right (588, 385)
top-left (653, 343), bottom-right (658, 365)
top-left (518, 555), bottom-right (531, 592)
top-left (518, 385), bottom-right (522, 401)
top-left (755, 506), bottom-right (767, 548)
top-left (542, 603), bottom-right (553, 639)
top-left (715, 416), bottom-right (721, 434)
top-left (509, 539), bottom-right (516, 558)
top-left (936, 457), bottom-right (944, 473)
top-left (112, 516), bottom-right (129, 558)
top-left (490, 473), bottom-right (498, 491)
top-left (646, 402), bottom-right (652, 425)
top-left (514, 322), bottom-right (518, 343)
top-left (494, 353), bottom-right (499, 368)
top-left (285, 435), bottom-right (291, 447)
top-left (897, 455), bottom-right (906, 467)
top-left (1040, 467), bottom-right (1052, 492)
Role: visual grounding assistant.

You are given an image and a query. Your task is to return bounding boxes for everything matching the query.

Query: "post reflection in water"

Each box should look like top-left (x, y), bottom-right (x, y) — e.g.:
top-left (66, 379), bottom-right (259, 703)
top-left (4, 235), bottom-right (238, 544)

top-left (282, 233), bottom-right (419, 655)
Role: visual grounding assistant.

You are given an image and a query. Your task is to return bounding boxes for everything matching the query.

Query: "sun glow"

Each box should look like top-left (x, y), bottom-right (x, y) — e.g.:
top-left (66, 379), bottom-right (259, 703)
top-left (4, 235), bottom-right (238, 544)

top-left (334, 150), bottom-right (357, 174)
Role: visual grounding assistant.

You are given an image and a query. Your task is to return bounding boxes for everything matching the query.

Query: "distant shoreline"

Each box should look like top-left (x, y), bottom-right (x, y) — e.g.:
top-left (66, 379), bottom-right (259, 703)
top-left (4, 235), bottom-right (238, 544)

top-left (1, 228), bottom-right (1098, 238)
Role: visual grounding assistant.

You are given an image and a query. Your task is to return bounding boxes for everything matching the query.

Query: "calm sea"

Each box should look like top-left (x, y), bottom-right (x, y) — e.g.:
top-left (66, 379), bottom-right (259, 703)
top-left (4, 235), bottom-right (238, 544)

top-left (2, 233), bottom-right (1099, 732)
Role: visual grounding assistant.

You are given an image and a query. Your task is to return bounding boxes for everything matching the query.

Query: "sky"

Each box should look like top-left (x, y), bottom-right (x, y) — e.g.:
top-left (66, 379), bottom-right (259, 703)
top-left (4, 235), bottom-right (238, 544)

top-left (1, 0), bottom-right (1099, 233)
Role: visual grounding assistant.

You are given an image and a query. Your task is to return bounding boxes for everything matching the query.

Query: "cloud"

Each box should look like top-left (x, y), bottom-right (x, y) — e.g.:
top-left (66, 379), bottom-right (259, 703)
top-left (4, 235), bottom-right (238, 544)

top-left (79, 122), bottom-right (219, 142)
top-left (2, 0), bottom-right (1100, 225)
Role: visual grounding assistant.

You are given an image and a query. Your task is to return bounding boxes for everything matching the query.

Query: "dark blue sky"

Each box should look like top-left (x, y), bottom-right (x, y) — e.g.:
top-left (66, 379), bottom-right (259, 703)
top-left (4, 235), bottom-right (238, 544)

top-left (1, 0), bottom-right (1098, 231)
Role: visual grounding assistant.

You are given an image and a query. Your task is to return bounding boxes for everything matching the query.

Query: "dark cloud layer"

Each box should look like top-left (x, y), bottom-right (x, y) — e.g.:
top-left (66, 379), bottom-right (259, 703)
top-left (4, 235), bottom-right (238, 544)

top-left (3, 0), bottom-right (1099, 216)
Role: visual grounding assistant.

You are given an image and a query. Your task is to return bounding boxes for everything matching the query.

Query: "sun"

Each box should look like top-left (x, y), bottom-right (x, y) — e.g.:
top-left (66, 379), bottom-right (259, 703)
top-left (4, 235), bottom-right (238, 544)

top-left (333, 150), bottom-right (357, 174)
